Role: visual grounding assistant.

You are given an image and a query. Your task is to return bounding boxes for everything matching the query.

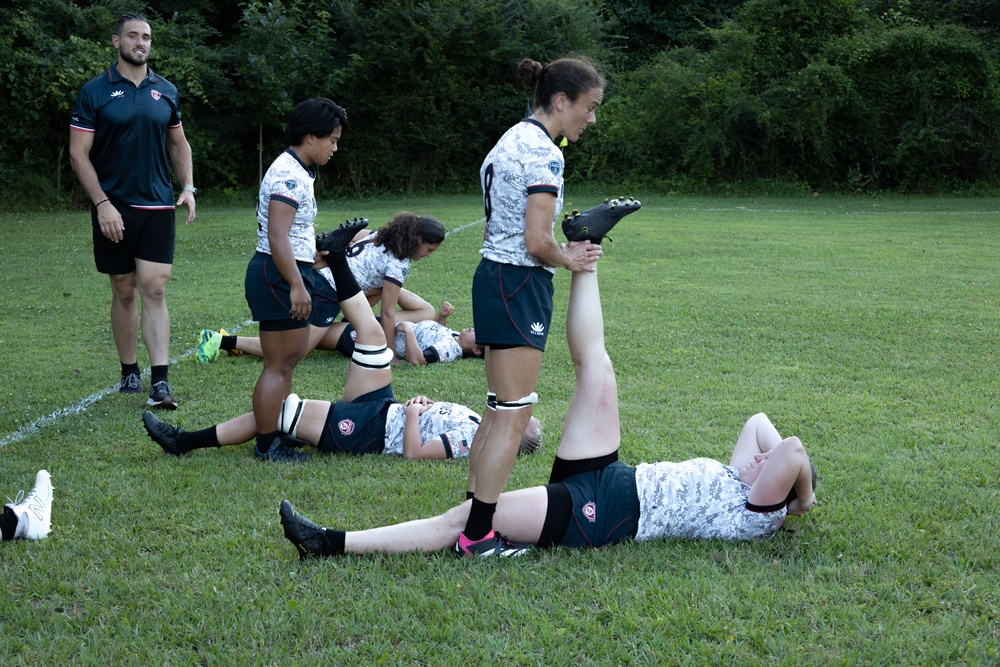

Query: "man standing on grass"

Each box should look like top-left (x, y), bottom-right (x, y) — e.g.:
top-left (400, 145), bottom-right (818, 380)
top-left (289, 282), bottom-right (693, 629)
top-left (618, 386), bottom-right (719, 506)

top-left (69, 12), bottom-right (196, 409)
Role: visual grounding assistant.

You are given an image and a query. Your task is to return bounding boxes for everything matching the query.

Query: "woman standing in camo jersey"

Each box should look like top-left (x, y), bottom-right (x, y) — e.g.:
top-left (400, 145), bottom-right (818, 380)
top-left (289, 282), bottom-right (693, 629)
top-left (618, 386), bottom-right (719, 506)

top-left (458, 56), bottom-right (606, 556)
top-left (244, 97), bottom-right (353, 462)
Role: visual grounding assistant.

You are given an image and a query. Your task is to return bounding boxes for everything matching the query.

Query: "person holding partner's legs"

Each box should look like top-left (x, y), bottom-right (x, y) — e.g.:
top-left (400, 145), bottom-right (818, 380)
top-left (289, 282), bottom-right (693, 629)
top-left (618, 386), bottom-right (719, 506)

top-left (280, 263), bottom-right (817, 557)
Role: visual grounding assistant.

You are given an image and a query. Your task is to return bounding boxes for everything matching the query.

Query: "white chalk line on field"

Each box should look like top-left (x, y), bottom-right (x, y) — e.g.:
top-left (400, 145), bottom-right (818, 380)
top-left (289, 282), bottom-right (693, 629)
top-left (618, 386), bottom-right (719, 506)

top-left (1, 219), bottom-right (490, 448)
top-left (0, 318), bottom-right (253, 447)
top-left (447, 217), bottom-right (485, 235)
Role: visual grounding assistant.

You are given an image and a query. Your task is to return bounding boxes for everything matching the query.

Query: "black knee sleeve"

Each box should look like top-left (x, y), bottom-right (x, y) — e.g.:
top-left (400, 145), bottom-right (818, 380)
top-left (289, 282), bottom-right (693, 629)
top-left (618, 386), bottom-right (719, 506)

top-left (548, 451), bottom-right (619, 484)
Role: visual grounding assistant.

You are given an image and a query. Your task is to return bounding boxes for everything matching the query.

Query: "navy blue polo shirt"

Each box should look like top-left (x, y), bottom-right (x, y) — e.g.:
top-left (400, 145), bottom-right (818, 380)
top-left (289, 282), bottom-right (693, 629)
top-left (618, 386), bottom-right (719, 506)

top-left (70, 62), bottom-right (182, 208)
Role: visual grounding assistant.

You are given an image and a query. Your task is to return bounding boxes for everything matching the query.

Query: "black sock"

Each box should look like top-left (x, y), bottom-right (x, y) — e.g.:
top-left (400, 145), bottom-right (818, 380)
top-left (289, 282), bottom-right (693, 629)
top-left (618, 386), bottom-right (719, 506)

top-left (220, 335), bottom-right (237, 351)
top-left (151, 365), bottom-right (169, 385)
top-left (0, 507), bottom-right (18, 541)
top-left (179, 425), bottom-right (221, 451)
top-left (326, 252), bottom-right (361, 302)
top-left (255, 431), bottom-right (280, 453)
top-left (121, 362), bottom-right (140, 378)
top-left (323, 529), bottom-right (346, 556)
top-left (463, 498), bottom-right (497, 541)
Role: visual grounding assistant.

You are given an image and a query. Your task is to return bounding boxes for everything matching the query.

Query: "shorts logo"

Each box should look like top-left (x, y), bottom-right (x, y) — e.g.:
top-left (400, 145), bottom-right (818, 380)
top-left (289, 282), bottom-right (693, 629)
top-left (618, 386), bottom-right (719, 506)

top-left (150, 89), bottom-right (162, 101)
top-left (323, 316), bottom-right (334, 325)
top-left (583, 501), bottom-right (597, 523)
top-left (350, 330), bottom-right (358, 342)
top-left (530, 322), bottom-right (545, 336)
top-left (338, 419), bottom-right (355, 436)
top-left (110, 90), bottom-right (125, 99)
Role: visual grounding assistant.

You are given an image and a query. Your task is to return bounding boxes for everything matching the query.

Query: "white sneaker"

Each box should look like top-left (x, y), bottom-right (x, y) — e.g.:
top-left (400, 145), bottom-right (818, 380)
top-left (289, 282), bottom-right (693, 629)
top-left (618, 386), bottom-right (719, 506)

top-left (279, 393), bottom-right (305, 438)
top-left (7, 470), bottom-right (52, 540)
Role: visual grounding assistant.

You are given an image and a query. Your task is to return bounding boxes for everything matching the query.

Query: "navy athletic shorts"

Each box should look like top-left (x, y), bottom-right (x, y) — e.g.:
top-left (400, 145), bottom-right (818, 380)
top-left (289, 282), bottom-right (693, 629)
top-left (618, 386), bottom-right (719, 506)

top-left (244, 252), bottom-right (315, 331)
top-left (333, 316), bottom-right (385, 357)
top-left (472, 258), bottom-right (554, 350)
top-left (547, 461), bottom-right (639, 549)
top-left (92, 200), bottom-right (175, 274)
top-left (317, 384), bottom-right (396, 455)
top-left (334, 323), bottom-right (357, 356)
top-left (309, 270), bottom-right (342, 328)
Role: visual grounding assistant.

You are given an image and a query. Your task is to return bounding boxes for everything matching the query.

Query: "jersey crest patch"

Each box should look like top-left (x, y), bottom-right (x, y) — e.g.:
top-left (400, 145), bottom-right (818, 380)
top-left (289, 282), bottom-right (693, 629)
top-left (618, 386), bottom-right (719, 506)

top-left (583, 501), bottom-right (597, 523)
top-left (338, 419), bottom-right (355, 436)
top-left (547, 161), bottom-right (562, 177)
top-left (284, 180), bottom-right (299, 191)
top-left (150, 89), bottom-right (162, 101)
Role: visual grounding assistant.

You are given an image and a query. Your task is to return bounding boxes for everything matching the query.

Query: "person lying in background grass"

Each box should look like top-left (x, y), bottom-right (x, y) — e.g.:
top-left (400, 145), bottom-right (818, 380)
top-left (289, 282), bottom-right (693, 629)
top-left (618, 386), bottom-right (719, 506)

top-left (198, 301), bottom-right (483, 366)
top-left (196, 212), bottom-right (445, 367)
top-left (279, 260), bottom-right (817, 558)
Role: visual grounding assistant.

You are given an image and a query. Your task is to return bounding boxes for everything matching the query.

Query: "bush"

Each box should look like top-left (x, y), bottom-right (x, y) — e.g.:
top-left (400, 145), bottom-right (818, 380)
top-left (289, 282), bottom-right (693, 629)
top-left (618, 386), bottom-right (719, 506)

top-left (822, 23), bottom-right (1000, 189)
top-left (576, 0), bottom-right (1000, 192)
top-left (315, 0), bottom-right (606, 194)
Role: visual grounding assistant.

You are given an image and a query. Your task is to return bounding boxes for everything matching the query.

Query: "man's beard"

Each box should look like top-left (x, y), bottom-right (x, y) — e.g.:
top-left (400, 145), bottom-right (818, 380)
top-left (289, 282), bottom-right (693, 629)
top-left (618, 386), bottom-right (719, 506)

top-left (119, 47), bottom-right (148, 67)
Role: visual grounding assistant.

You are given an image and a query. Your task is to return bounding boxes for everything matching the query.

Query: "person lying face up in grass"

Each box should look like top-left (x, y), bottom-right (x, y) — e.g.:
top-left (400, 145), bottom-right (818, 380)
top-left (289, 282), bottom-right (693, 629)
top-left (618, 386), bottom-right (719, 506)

top-left (279, 260), bottom-right (817, 558)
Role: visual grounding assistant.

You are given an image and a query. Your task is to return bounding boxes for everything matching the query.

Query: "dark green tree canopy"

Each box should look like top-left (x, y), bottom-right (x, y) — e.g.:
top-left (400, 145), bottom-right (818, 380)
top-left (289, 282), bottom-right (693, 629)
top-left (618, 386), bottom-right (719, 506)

top-left (1, 0), bottom-right (998, 205)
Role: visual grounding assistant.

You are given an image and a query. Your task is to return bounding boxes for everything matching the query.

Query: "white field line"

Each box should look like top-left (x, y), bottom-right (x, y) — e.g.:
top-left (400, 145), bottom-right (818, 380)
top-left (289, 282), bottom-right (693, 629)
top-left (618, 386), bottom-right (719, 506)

top-left (0, 320), bottom-right (252, 447)
top-left (1, 218), bottom-right (488, 448)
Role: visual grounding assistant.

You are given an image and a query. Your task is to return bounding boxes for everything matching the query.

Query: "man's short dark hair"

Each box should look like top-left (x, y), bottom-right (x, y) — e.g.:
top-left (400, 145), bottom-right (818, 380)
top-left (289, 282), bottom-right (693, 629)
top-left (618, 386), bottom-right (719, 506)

top-left (115, 12), bottom-right (149, 37)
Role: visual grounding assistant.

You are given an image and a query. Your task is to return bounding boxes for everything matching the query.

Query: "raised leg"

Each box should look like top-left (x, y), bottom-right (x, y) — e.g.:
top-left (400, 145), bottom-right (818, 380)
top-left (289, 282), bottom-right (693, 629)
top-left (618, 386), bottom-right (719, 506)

top-left (554, 268), bottom-right (620, 461)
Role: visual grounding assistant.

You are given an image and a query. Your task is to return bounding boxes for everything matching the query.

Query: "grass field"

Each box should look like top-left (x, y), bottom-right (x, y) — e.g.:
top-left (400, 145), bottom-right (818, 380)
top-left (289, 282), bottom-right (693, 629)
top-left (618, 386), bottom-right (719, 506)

top-left (0, 193), bottom-right (997, 664)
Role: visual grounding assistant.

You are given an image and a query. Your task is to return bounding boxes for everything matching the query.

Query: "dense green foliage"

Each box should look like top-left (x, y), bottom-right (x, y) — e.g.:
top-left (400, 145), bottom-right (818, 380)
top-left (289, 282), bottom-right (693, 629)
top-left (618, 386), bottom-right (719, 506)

top-left (1, 0), bottom-right (998, 204)
top-left (578, 0), bottom-right (1000, 191)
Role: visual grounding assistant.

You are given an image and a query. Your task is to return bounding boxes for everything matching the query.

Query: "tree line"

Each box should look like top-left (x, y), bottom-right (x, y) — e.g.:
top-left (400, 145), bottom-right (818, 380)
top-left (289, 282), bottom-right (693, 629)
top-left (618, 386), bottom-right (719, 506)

top-left (2, 0), bottom-right (998, 207)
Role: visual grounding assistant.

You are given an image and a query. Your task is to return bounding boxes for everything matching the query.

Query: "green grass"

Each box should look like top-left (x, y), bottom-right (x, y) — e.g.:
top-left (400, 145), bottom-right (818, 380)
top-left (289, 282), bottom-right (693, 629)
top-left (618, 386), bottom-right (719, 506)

top-left (1, 193), bottom-right (997, 664)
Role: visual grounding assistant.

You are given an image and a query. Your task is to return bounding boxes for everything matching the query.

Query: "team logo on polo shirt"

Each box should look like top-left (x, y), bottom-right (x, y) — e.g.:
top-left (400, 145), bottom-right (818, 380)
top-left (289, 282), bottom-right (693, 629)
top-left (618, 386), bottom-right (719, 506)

top-left (547, 161), bottom-right (562, 176)
top-left (338, 418), bottom-right (355, 435)
top-left (110, 91), bottom-right (125, 99)
top-left (583, 501), bottom-right (596, 523)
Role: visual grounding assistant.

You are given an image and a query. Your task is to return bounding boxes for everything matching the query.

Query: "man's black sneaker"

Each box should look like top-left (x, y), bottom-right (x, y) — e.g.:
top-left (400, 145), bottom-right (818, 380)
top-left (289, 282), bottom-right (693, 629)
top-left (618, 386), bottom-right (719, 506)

top-left (455, 530), bottom-right (535, 557)
top-left (561, 196), bottom-right (642, 244)
top-left (254, 434), bottom-right (311, 463)
top-left (316, 217), bottom-right (369, 259)
top-left (147, 380), bottom-right (178, 409)
top-left (280, 499), bottom-right (332, 559)
top-left (119, 372), bottom-right (143, 395)
top-left (142, 411), bottom-right (189, 456)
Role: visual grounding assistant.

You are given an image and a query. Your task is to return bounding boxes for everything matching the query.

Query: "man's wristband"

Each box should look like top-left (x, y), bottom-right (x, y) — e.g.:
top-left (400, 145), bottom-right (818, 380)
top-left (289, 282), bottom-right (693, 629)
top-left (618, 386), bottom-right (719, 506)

top-left (182, 185), bottom-right (198, 196)
top-left (95, 198), bottom-right (110, 208)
